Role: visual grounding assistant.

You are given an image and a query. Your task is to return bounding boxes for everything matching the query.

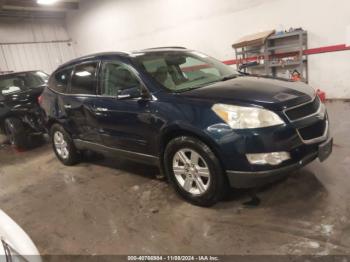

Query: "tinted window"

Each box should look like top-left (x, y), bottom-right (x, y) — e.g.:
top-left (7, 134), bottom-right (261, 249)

top-left (0, 71), bottom-right (49, 95)
top-left (71, 63), bottom-right (98, 95)
top-left (53, 68), bottom-right (73, 93)
top-left (100, 62), bottom-right (142, 98)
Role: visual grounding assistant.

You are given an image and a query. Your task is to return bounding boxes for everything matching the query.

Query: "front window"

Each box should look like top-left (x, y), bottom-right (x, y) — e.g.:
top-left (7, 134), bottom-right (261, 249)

top-left (0, 71), bottom-right (49, 95)
top-left (132, 51), bottom-right (238, 92)
top-left (100, 61), bottom-right (142, 98)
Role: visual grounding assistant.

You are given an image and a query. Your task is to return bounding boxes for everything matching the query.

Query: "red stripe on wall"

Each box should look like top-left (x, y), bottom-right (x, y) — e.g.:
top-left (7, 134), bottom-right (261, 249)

top-left (304, 44), bottom-right (350, 55)
top-left (223, 59), bottom-right (238, 65)
top-left (223, 44), bottom-right (350, 65)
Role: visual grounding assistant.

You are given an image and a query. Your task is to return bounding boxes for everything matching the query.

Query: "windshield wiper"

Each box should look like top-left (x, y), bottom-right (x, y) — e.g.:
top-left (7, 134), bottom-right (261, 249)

top-left (174, 74), bottom-right (239, 93)
top-left (175, 79), bottom-right (223, 93)
top-left (2, 239), bottom-right (29, 262)
top-left (2, 239), bottom-right (12, 262)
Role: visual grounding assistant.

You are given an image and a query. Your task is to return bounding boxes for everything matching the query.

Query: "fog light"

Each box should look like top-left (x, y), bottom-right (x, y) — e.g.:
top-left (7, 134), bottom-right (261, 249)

top-left (246, 152), bottom-right (291, 166)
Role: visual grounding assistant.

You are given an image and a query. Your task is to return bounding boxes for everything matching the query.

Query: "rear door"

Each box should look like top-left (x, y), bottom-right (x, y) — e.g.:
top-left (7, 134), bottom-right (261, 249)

top-left (66, 61), bottom-right (102, 143)
top-left (47, 67), bottom-right (74, 132)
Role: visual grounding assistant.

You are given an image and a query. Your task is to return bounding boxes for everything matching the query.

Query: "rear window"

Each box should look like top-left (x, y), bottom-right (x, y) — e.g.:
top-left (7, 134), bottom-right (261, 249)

top-left (70, 62), bottom-right (98, 95)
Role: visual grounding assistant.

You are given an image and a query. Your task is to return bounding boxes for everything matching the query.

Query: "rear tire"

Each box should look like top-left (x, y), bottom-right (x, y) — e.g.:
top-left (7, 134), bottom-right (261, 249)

top-left (4, 117), bottom-right (28, 149)
top-left (164, 136), bottom-right (229, 207)
top-left (51, 124), bottom-right (80, 166)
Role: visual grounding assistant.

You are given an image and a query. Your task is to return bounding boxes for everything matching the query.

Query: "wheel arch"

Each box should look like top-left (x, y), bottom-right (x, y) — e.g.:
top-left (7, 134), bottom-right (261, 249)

top-left (47, 119), bottom-right (70, 136)
top-left (159, 126), bottom-right (225, 176)
top-left (47, 118), bottom-right (59, 134)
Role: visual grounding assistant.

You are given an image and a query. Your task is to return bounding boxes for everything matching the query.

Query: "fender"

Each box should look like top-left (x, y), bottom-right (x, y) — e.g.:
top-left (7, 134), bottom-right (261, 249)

top-left (159, 120), bottom-right (223, 161)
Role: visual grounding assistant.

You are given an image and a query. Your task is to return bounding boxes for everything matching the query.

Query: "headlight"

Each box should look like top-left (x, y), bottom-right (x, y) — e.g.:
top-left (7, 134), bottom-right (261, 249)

top-left (212, 104), bottom-right (284, 129)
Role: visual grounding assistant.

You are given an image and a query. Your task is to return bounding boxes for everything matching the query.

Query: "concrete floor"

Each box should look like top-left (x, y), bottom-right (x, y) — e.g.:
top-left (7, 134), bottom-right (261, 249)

top-left (0, 101), bottom-right (349, 255)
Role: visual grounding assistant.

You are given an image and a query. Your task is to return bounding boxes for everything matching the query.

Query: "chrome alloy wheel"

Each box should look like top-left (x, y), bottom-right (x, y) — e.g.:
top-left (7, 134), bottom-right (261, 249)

top-left (172, 149), bottom-right (211, 195)
top-left (53, 131), bottom-right (69, 159)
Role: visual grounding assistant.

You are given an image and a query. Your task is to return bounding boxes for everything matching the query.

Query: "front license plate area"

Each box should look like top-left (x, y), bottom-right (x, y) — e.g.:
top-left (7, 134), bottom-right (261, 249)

top-left (318, 138), bottom-right (333, 162)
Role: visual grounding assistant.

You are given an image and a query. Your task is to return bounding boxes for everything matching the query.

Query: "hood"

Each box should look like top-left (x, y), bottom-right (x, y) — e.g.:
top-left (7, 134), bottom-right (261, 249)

top-left (180, 76), bottom-right (315, 111)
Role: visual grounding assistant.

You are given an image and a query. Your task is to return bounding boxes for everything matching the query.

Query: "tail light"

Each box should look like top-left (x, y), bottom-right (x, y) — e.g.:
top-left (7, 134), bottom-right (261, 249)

top-left (316, 89), bottom-right (326, 103)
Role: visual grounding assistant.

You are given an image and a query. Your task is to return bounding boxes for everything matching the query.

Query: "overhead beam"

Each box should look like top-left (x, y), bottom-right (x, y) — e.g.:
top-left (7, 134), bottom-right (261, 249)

top-left (3, 0), bottom-right (79, 10)
top-left (0, 9), bottom-right (66, 18)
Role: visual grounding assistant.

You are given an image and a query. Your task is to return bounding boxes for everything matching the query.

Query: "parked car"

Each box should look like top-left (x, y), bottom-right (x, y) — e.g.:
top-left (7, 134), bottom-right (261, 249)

top-left (0, 71), bottom-right (48, 148)
top-left (0, 209), bottom-right (41, 262)
top-left (40, 47), bottom-right (332, 206)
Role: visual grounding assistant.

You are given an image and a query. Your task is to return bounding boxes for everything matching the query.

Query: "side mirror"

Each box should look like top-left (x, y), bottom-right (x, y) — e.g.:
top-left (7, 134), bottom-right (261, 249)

top-left (115, 85), bottom-right (151, 100)
top-left (140, 86), bottom-right (151, 100)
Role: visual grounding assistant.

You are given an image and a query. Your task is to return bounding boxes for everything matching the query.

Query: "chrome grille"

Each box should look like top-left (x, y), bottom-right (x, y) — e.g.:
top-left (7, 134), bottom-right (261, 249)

top-left (285, 97), bottom-right (320, 121)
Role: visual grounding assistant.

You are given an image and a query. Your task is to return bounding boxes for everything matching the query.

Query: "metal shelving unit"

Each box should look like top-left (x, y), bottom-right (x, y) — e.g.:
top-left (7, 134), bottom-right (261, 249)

top-left (234, 30), bottom-right (308, 82)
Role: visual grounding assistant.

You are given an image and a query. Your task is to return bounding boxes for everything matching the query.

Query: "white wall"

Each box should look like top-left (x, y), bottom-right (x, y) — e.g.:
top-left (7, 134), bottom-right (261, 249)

top-left (0, 18), bottom-right (68, 43)
top-left (0, 18), bottom-right (76, 73)
top-left (66, 0), bottom-right (350, 98)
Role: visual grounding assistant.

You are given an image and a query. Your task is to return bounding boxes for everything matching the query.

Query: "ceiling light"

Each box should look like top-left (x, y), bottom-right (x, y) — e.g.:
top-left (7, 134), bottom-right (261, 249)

top-left (37, 0), bottom-right (59, 5)
top-left (75, 71), bottom-right (91, 77)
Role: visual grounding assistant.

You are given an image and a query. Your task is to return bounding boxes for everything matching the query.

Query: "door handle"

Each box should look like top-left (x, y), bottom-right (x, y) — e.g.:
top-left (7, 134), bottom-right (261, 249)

top-left (94, 107), bottom-right (108, 112)
top-left (64, 104), bottom-right (72, 109)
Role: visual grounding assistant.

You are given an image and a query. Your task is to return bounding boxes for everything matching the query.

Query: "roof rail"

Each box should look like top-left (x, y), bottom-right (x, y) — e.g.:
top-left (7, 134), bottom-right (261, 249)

top-left (143, 46), bottom-right (187, 50)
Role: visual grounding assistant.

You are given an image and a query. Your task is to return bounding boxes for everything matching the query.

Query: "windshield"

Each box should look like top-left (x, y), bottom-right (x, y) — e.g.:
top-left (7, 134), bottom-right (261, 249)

top-left (0, 71), bottom-right (49, 95)
top-left (133, 51), bottom-right (239, 92)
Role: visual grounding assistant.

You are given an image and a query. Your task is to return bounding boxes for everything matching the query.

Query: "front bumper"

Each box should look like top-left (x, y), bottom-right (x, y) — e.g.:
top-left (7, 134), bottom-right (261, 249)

top-left (226, 137), bottom-right (333, 188)
top-left (204, 97), bottom-right (332, 188)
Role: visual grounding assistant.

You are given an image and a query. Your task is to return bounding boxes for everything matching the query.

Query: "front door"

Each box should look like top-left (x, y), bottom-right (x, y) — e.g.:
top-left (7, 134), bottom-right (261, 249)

top-left (92, 61), bottom-right (156, 155)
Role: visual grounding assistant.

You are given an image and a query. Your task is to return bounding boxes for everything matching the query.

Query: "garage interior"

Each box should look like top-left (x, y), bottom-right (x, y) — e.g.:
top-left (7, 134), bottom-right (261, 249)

top-left (0, 0), bottom-right (350, 258)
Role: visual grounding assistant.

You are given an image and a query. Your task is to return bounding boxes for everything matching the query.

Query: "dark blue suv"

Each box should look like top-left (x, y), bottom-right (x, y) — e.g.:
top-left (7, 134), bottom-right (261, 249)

top-left (40, 47), bottom-right (332, 206)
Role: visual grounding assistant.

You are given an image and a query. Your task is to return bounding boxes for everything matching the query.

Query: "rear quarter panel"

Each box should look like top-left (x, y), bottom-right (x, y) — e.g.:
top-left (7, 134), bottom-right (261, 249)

top-left (40, 87), bottom-right (65, 132)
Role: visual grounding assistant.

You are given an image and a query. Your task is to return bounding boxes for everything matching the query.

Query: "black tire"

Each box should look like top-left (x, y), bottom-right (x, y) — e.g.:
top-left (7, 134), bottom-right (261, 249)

top-left (50, 124), bottom-right (80, 166)
top-left (164, 136), bottom-right (229, 207)
top-left (4, 117), bottom-right (28, 149)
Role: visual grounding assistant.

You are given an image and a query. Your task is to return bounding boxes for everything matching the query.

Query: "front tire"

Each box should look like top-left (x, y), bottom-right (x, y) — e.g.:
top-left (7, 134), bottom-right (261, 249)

top-left (164, 136), bottom-right (228, 207)
top-left (51, 124), bottom-right (80, 166)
